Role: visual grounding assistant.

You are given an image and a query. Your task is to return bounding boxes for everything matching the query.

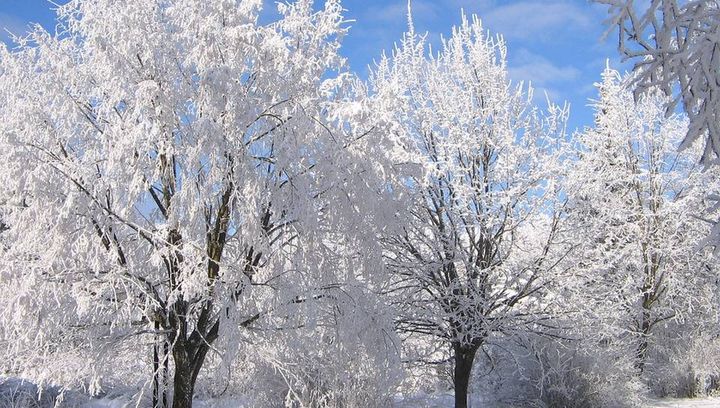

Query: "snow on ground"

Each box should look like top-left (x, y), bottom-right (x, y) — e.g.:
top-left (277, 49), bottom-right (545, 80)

top-left (645, 397), bottom-right (720, 408)
top-left (392, 393), bottom-right (720, 408)
top-left (3, 378), bottom-right (720, 408)
top-left (393, 392), bottom-right (454, 407)
top-left (75, 396), bottom-right (720, 407)
top-left (81, 396), bottom-right (133, 408)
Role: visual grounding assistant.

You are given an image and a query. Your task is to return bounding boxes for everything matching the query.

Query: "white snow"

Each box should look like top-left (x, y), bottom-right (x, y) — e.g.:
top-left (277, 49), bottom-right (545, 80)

top-left (645, 398), bottom-right (720, 408)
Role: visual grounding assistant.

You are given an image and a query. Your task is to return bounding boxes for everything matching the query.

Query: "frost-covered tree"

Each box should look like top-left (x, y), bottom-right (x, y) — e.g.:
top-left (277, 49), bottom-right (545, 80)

top-left (369, 13), bottom-right (572, 408)
top-left (597, 0), bottom-right (720, 164)
top-left (0, 0), bottom-right (353, 407)
top-left (566, 67), bottom-right (717, 374)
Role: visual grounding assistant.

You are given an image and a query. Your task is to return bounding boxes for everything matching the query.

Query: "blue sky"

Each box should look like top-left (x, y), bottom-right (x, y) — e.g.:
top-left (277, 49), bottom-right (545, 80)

top-left (0, 0), bottom-right (629, 133)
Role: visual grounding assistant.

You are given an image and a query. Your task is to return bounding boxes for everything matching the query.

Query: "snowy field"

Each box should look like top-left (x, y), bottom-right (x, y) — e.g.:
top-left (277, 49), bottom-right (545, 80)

top-left (3, 378), bottom-right (718, 408)
top-left (74, 395), bottom-right (720, 407)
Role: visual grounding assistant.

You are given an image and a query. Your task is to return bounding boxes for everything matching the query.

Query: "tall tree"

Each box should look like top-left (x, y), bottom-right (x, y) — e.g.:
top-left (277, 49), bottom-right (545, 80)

top-left (369, 13), bottom-right (572, 408)
top-left (0, 0), bottom-right (350, 406)
top-left (566, 67), bottom-right (716, 373)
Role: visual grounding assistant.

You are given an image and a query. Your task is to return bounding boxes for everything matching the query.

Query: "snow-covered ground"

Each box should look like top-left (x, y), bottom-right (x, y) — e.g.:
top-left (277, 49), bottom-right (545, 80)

top-left (392, 393), bottom-right (720, 408)
top-left (75, 396), bottom-right (720, 407)
top-left (366, 395), bottom-right (720, 408)
top-left (3, 378), bottom-right (720, 408)
top-left (645, 397), bottom-right (720, 408)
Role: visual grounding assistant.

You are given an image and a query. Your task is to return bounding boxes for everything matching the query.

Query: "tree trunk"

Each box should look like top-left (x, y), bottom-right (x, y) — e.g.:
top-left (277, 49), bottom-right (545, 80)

top-left (453, 343), bottom-right (478, 408)
top-left (171, 342), bottom-right (210, 408)
top-left (153, 337), bottom-right (160, 408)
top-left (171, 349), bottom-right (195, 408)
top-left (636, 306), bottom-right (651, 373)
top-left (163, 340), bottom-right (169, 408)
top-left (153, 322), bottom-right (168, 408)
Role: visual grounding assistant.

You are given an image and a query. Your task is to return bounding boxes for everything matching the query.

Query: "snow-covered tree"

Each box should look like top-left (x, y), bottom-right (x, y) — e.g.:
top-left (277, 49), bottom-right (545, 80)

top-left (368, 13), bottom-right (572, 408)
top-left (0, 0), bottom-right (355, 406)
top-left (597, 0), bottom-right (720, 165)
top-left (566, 67), bottom-right (717, 374)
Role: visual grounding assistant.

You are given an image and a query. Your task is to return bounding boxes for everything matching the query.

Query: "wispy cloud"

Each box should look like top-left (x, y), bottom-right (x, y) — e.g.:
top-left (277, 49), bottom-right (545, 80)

top-left (507, 48), bottom-right (582, 105)
top-left (509, 49), bottom-right (581, 86)
top-left (480, 1), bottom-right (595, 42)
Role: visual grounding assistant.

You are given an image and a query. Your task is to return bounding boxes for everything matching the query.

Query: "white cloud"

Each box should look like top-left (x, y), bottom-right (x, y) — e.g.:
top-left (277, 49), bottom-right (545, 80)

top-left (508, 49), bottom-right (581, 86)
top-left (480, 1), bottom-right (596, 42)
top-left (506, 49), bottom-right (582, 106)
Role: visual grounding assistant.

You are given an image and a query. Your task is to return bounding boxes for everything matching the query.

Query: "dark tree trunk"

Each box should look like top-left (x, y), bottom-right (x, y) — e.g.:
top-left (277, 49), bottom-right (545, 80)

top-left (453, 343), bottom-right (478, 408)
top-left (636, 306), bottom-right (652, 373)
top-left (171, 353), bottom-right (195, 408)
top-left (171, 342), bottom-right (210, 408)
top-left (153, 337), bottom-right (160, 408)
top-left (163, 340), bottom-right (169, 408)
top-left (169, 313), bottom-right (217, 408)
